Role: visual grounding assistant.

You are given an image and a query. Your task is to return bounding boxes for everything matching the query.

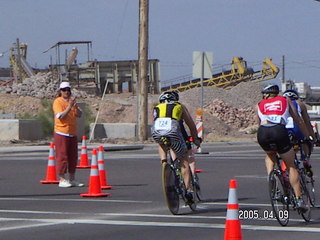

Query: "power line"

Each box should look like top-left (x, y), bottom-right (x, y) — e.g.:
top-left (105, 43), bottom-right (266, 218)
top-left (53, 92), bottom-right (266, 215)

top-left (111, 0), bottom-right (129, 59)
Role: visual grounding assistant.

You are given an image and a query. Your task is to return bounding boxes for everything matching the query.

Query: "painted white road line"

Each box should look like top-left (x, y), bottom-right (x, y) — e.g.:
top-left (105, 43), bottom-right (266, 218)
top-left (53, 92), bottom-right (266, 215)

top-left (0, 217), bottom-right (319, 233)
top-left (97, 212), bottom-right (306, 223)
top-left (0, 208), bottom-right (312, 225)
top-left (0, 220), bottom-right (62, 232)
top-left (0, 197), bottom-right (151, 204)
top-left (234, 175), bottom-right (267, 179)
top-left (0, 209), bottom-right (76, 215)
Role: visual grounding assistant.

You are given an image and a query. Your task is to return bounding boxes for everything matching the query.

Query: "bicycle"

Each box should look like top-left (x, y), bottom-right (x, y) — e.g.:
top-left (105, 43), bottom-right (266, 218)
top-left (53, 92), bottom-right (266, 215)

top-left (161, 141), bottom-right (199, 214)
top-left (268, 150), bottom-right (313, 226)
top-left (294, 140), bottom-right (316, 207)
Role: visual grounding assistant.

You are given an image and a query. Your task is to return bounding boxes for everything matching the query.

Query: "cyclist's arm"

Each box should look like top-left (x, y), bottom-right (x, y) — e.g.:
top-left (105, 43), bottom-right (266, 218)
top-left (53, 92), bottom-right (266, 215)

top-left (297, 100), bottom-right (316, 139)
top-left (288, 98), bottom-right (309, 138)
top-left (181, 104), bottom-right (200, 147)
top-left (255, 104), bottom-right (261, 124)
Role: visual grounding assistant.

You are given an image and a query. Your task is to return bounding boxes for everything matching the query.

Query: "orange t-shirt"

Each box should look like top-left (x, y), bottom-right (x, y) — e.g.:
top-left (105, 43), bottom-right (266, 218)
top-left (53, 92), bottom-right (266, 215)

top-left (53, 97), bottom-right (78, 136)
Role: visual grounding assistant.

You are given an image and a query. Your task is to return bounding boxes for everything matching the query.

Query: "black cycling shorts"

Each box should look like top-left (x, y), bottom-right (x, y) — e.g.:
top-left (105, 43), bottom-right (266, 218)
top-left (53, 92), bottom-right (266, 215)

top-left (257, 124), bottom-right (292, 154)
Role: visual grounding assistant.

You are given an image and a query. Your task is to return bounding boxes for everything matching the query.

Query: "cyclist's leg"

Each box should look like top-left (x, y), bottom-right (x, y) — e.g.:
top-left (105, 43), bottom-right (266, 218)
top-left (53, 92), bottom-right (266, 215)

top-left (280, 149), bottom-right (301, 198)
top-left (257, 125), bottom-right (277, 175)
top-left (179, 153), bottom-right (191, 190)
top-left (168, 133), bottom-right (190, 190)
top-left (188, 149), bottom-right (196, 176)
top-left (152, 131), bottom-right (170, 163)
top-left (265, 152), bottom-right (277, 175)
top-left (269, 125), bottom-right (303, 197)
top-left (158, 144), bottom-right (169, 163)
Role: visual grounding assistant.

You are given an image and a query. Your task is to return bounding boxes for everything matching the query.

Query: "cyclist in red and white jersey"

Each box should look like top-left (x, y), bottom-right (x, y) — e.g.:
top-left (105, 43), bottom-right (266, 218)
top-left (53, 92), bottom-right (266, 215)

top-left (256, 84), bottom-right (311, 211)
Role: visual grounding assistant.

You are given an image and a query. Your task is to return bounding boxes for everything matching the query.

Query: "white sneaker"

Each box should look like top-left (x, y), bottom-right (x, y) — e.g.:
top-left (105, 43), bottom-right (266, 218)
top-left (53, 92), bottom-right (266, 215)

top-left (59, 179), bottom-right (72, 188)
top-left (70, 180), bottom-right (84, 187)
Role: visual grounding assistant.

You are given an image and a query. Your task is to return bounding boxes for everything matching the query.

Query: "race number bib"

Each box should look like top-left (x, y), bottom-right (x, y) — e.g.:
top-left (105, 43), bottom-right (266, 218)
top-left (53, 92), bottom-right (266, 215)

top-left (154, 118), bottom-right (172, 131)
top-left (266, 115), bottom-right (282, 124)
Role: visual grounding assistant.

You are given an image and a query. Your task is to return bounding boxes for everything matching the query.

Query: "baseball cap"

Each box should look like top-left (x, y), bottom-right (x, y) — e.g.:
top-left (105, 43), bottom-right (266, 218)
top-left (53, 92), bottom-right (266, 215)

top-left (59, 82), bottom-right (71, 89)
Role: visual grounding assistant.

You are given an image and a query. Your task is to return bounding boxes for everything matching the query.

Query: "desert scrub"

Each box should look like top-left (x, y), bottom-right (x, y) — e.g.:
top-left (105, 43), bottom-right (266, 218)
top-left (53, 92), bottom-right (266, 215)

top-left (19, 99), bottom-right (94, 138)
top-left (36, 99), bottom-right (54, 137)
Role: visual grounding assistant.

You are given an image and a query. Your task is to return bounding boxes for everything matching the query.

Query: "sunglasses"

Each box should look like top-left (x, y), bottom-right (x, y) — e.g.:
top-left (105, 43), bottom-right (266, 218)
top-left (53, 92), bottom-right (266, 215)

top-left (60, 88), bottom-right (71, 92)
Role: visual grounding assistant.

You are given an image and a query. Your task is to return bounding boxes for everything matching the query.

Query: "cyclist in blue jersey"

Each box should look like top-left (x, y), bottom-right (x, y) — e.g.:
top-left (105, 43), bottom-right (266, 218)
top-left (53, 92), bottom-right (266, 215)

top-left (283, 89), bottom-right (316, 177)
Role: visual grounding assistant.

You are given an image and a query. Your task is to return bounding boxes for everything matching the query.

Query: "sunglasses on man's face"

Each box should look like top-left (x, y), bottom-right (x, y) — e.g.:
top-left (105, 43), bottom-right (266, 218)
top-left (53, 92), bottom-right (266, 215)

top-left (60, 88), bottom-right (71, 92)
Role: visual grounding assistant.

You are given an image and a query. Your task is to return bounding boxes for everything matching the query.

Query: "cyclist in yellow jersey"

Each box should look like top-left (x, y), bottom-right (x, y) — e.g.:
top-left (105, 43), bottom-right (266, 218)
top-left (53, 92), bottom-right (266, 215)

top-left (152, 91), bottom-right (201, 202)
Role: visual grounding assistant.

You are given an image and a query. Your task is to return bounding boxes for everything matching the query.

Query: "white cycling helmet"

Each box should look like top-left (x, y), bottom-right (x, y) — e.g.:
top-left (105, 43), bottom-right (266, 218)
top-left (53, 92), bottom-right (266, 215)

top-left (261, 84), bottom-right (279, 94)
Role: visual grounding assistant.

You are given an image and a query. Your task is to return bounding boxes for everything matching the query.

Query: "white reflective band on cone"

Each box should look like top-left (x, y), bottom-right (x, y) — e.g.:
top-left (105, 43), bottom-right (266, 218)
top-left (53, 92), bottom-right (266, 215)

top-left (226, 209), bottom-right (239, 220)
top-left (228, 189), bottom-right (238, 204)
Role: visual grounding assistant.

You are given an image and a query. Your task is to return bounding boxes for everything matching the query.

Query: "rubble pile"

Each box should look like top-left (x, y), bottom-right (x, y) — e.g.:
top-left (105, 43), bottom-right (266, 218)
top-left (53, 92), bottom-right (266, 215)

top-left (3, 72), bottom-right (88, 99)
top-left (0, 75), bottom-right (266, 140)
top-left (204, 99), bottom-right (256, 129)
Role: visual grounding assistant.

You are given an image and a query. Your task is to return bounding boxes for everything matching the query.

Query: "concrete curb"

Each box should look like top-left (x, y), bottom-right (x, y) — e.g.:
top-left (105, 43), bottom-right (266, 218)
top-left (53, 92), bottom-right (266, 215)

top-left (0, 144), bottom-right (146, 154)
top-left (0, 141), bottom-right (257, 154)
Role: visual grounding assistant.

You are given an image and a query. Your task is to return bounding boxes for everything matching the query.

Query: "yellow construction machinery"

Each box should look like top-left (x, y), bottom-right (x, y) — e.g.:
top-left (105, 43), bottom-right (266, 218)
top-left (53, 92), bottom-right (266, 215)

top-left (10, 38), bottom-right (35, 82)
top-left (161, 57), bottom-right (279, 92)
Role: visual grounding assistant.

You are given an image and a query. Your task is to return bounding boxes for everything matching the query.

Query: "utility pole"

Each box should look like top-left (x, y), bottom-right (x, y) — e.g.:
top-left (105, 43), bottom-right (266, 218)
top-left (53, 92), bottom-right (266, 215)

top-left (16, 38), bottom-right (22, 83)
top-left (282, 55), bottom-right (285, 83)
top-left (138, 0), bottom-right (149, 141)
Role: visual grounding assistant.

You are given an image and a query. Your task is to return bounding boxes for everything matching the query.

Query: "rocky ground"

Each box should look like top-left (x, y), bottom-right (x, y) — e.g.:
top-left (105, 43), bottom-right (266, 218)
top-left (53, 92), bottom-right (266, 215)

top-left (0, 72), bottom-right (264, 143)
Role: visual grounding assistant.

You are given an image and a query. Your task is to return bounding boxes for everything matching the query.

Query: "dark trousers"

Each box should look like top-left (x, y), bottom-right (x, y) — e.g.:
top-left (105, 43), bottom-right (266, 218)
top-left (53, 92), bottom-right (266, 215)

top-left (54, 133), bottom-right (78, 175)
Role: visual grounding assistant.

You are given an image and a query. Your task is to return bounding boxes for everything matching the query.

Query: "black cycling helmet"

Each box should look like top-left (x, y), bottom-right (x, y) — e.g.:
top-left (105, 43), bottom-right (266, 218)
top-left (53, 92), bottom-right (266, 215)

top-left (283, 89), bottom-right (299, 100)
top-left (261, 84), bottom-right (279, 95)
top-left (159, 91), bottom-right (176, 103)
top-left (171, 91), bottom-right (179, 101)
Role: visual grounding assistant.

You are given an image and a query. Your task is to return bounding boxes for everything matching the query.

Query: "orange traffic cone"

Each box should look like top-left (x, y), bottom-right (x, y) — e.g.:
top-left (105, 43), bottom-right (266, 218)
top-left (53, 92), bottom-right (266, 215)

top-left (40, 142), bottom-right (59, 184)
top-left (77, 136), bottom-right (90, 168)
top-left (98, 145), bottom-right (112, 189)
top-left (224, 179), bottom-right (242, 240)
top-left (80, 149), bottom-right (110, 197)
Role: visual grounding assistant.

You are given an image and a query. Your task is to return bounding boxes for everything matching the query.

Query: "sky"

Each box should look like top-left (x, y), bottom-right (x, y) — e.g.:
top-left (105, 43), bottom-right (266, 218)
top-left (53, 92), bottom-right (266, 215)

top-left (1, 0), bottom-right (320, 87)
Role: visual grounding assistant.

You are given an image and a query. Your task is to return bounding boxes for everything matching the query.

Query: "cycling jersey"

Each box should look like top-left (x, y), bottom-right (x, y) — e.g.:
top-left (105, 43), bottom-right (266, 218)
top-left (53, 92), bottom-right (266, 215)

top-left (257, 96), bottom-right (290, 125)
top-left (152, 102), bottom-right (187, 158)
top-left (153, 102), bottom-right (183, 120)
top-left (257, 96), bottom-right (292, 154)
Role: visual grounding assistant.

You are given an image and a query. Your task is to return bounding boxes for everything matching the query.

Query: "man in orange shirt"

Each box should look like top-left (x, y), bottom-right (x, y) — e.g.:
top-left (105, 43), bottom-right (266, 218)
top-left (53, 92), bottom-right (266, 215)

top-left (53, 82), bottom-right (84, 187)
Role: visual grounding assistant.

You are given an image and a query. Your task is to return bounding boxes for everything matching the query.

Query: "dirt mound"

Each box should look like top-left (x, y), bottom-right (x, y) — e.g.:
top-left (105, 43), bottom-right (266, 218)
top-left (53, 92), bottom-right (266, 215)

top-left (0, 76), bottom-right (263, 141)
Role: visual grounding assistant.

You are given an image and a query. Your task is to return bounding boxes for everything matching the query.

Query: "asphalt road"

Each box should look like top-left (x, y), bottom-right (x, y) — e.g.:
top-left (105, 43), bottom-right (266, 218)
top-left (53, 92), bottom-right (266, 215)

top-left (0, 142), bottom-right (320, 240)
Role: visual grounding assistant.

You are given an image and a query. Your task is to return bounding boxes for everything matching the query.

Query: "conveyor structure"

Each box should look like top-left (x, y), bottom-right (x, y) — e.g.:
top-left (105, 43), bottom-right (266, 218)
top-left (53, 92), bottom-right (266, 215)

top-left (161, 57), bottom-right (279, 92)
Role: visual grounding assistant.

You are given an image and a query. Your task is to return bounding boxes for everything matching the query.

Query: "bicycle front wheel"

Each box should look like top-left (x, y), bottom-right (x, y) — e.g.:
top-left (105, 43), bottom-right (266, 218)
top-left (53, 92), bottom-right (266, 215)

top-left (306, 176), bottom-right (316, 207)
top-left (162, 162), bottom-right (179, 215)
top-left (269, 170), bottom-right (289, 226)
top-left (194, 172), bottom-right (202, 201)
top-left (187, 167), bottom-right (197, 211)
top-left (299, 175), bottom-right (312, 222)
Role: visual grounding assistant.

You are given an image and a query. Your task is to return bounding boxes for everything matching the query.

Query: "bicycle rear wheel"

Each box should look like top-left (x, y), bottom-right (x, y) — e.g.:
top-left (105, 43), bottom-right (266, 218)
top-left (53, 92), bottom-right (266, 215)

top-left (269, 170), bottom-right (289, 226)
top-left (299, 175), bottom-right (312, 222)
top-left (162, 162), bottom-right (179, 214)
